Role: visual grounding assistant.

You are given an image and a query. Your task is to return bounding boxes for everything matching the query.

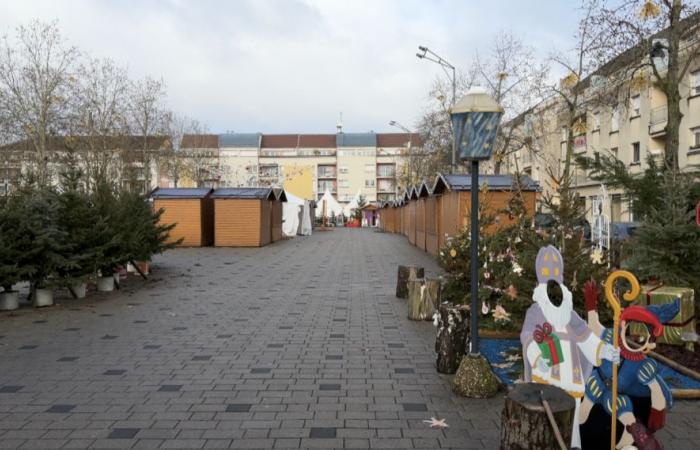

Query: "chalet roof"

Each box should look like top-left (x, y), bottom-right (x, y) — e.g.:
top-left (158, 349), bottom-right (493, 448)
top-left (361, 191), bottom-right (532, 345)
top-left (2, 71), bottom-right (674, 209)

top-left (271, 187), bottom-right (288, 202)
top-left (150, 187), bottom-right (213, 199)
top-left (181, 134), bottom-right (218, 148)
top-left (376, 133), bottom-right (423, 148)
top-left (432, 173), bottom-right (539, 194)
top-left (408, 186), bottom-right (419, 200)
top-left (211, 187), bottom-right (275, 200)
top-left (219, 133), bottom-right (261, 148)
top-left (417, 182), bottom-right (431, 198)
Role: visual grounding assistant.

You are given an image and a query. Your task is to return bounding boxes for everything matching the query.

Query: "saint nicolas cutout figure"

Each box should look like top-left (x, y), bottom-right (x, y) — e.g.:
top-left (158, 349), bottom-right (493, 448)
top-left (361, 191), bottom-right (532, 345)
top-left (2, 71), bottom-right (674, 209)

top-left (520, 246), bottom-right (620, 449)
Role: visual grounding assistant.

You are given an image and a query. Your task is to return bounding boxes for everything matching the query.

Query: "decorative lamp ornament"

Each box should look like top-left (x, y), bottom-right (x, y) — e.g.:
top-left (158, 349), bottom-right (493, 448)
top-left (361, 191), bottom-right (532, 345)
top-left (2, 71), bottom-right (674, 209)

top-left (450, 87), bottom-right (503, 161)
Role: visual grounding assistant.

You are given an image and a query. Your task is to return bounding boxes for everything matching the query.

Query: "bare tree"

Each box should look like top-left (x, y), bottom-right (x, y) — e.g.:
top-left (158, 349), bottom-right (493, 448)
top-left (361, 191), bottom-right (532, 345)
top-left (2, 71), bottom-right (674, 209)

top-left (473, 32), bottom-right (550, 174)
top-left (128, 76), bottom-right (166, 191)
top-left (589, 0), bottom-right (700, 171)
top-left (0, 20), bottom-right (79, 186)
top-left (179, 120), bottom-right (218, 188)
top-left (414, 69), bottom-right (476, 185)
top-left (74, 57), bottom-right (130, 188)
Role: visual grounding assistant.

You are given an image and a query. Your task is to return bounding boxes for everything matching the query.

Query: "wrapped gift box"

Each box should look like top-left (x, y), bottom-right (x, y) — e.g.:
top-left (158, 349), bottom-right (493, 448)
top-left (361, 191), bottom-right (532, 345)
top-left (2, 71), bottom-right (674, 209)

top-left (537, 332), bottom-right (564, 367)
top-left (631, 285), bottom-right (695, 350)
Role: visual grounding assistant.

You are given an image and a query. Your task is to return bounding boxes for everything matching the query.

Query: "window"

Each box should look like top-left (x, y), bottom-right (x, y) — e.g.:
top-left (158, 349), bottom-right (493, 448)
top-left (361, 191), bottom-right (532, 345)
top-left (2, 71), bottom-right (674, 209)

top-left (632, 142), bottom-right (640, 164)
top-left (691, 70), bottom-right (700, 96)
top-left (364, 164), bottom-right (375, 173)
top-left (365, 179), bottom-right (375, 188)
top-left (338, 166), bottom-right (349, 174)
top-left (611, 147), bottom-right (619, 159)
top-left (692, 127), bottom-right (700, 148)
top-left (339, 179), bottom-right (349, 188)
top-left (630, 95), bottom-right (641, 117)
top-left (611, 109), bottom-right (620, 132)
top-left (592, 112), bottom-right (600, 131)
top-left (377, 163), bottom-right (395, 177)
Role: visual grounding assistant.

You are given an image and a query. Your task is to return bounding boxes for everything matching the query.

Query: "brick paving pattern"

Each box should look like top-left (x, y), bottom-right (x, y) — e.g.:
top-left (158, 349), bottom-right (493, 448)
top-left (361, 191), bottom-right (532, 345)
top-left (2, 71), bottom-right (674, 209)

top-left (0, 229), bottom-right (698, 449)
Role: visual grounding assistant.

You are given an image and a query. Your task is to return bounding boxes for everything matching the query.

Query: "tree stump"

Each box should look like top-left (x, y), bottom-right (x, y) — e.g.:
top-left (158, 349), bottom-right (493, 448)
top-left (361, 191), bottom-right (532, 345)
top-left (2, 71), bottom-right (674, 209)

top-left (408, 278), bottom-right (440, 320)
top-left (500, 383), bottom-right (575, 450)
top-left (395, 265), bottom-right (424, 299)
top-left (434, 302), bottom-right (469, 374)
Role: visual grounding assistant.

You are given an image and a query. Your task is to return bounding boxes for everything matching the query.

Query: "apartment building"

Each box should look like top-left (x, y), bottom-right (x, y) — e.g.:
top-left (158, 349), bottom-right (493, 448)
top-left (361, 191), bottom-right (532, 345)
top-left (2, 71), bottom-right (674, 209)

top-left (503, 27), bottom-right (700, 224)
top-left (0, 135), bottom-right (170, 194)
top-left (180, 131), bottom-right (421, 204)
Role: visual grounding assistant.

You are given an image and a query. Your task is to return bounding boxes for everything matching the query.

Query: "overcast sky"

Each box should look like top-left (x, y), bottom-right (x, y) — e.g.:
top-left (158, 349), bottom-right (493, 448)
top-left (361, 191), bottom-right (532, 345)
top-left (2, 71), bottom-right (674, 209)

top-left (0, 0), bottom-right (582, 134)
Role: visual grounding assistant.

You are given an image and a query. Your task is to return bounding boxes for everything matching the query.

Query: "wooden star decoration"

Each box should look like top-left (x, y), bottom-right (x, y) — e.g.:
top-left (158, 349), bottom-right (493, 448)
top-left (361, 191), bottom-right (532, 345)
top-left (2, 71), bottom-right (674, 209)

top-left (423, 417), bottom-right (449, 429)
top-left (590, 248), bottom-right (604, 265)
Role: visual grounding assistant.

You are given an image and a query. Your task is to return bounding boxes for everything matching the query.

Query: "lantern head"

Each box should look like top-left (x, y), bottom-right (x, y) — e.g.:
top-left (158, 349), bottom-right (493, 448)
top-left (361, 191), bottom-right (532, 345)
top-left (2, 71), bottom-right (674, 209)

top-left (450, 87), bottom-right (503, 161)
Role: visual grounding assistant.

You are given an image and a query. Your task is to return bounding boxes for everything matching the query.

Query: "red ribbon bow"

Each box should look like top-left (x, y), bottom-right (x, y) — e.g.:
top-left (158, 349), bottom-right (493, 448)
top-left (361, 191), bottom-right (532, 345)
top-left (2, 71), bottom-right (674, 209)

top-left (533, 322), bottom-right (553, 343)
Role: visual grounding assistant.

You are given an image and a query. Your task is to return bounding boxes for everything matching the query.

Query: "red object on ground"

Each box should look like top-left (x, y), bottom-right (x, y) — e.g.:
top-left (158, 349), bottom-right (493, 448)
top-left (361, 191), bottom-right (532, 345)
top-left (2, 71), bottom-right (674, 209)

top-left (696, 200), bottom-right (700, 227)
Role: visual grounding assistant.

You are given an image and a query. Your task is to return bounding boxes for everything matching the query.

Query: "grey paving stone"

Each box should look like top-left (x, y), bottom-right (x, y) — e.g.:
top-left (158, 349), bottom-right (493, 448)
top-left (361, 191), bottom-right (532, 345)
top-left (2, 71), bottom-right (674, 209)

top-left (0, 230), bottom-right (697, 450)
top-left (45, 405), bottom-right (76, 413)
top-left (107, 428), bottom-right (140, 439)
top-left (309, 427), bottom-right (336, 438)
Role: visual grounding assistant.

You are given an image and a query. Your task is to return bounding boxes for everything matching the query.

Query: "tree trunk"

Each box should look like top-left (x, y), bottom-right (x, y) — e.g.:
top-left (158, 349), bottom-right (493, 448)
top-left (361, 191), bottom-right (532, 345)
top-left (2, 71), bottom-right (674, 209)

top-left (395, 265), bottom-right (424, 299)
top-left (500, 383), bottom-right (575, 450)
top-left (435, 303), bottom-right (469, 374)
top-left (407, 278), bottom-right (441, 320)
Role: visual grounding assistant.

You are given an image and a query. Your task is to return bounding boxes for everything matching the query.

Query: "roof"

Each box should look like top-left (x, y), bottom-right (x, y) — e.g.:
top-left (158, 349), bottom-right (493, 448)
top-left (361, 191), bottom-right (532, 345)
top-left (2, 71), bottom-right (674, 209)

top-left (408, 186), bottom-right (419, 200)
top-left (271, 188), bottom-right (288, 202)
top-left (336, 133), bottom-right (377, 147)
top-left (219, 133), bottom-right (260, 148)
top-left (417, 182), bottom-right (431, 198)
top-left (261, 134), bottom-right (299, 148)
top-left (298, 134), bottom-right (336, 148)
top-left (0, 135), bottom-right (172, 152)
top-left (432, 173), bottom-right (539, 194)
top-left (150, 187), bottom-right (213, 199)
top-left (181, 134), bottom-right (218, 148)
top-left (377, 133), bottom-right (423, 148)
top-left (211, 188), bottom-right (275, 200)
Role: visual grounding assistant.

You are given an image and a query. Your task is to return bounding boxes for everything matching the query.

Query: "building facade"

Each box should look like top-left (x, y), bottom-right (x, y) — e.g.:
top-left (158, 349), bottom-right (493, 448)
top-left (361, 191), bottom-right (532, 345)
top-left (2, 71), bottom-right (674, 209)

top-left (180, 132), bottom-right (421, 204)
top-left (502, 31), bottom-right (700, 224)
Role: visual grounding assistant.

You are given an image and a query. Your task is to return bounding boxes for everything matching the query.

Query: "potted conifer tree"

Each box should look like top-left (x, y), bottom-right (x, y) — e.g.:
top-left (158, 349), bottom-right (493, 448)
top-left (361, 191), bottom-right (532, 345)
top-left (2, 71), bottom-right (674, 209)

top-left (18, 189), bottom-right (71, 307)
top-left (56, 163), bottom-right (106, 298)
top-left (0, 195), bottom-right (31, 310)
top-left (92, 181), bottom-right (124, 292)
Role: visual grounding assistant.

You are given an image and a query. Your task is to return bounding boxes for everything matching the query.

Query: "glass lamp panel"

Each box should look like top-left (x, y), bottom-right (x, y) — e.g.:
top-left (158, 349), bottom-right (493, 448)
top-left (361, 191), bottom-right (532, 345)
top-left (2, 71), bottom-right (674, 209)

top-left (452, 111), bottom-right (503, 161)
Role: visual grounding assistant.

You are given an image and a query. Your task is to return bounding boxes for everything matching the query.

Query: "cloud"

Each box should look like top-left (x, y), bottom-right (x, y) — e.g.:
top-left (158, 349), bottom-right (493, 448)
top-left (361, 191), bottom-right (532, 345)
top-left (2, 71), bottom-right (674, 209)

top-left (0, 0), bottom-right (579, 134)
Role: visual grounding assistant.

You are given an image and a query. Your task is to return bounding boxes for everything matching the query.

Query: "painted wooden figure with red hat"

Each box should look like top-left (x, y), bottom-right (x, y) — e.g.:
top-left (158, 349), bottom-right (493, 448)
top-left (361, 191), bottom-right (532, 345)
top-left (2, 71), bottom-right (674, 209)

top-left (579, 274), bottom-right (680, 450)
top-left (520, 246), bottom-right (620, 450)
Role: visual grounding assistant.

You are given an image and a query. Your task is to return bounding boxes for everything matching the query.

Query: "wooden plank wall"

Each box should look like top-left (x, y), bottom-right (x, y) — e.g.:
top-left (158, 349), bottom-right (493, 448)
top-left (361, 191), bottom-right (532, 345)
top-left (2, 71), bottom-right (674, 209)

top-left (214, 199), bottom-right (263, 247)
top-left (416, 198), bottom-right (426, 251)
top-left (425, 196), bottom-right (438, 256)
top-left (408, 201), bottom-right (416, 245)
top-left (260, 200), bottom-right (272, 246)
top-left (155, 199), bottom-right (203, 247)
top-left (271, 200), bottom-right (283, 242)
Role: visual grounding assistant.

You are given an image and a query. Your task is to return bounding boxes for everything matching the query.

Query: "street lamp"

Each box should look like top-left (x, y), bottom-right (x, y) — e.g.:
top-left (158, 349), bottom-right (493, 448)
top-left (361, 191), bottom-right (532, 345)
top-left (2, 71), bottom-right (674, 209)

top-left (450, 87), bottom-right (503, 356)
top-left (416, 45), bottom-right (457, 172)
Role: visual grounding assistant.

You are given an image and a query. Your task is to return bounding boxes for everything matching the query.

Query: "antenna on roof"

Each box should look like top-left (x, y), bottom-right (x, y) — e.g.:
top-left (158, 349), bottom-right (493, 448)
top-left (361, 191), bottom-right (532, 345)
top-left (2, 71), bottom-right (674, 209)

top-left (336, 112), bottom-right (343, 134)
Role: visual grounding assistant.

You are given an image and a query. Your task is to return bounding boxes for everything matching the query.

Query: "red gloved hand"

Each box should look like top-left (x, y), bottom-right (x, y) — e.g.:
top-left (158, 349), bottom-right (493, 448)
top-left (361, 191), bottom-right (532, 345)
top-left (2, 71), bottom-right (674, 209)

top-left (647, 407), bottom-right (666, 433)
top-left (583, 279), bottom-right (600, 312)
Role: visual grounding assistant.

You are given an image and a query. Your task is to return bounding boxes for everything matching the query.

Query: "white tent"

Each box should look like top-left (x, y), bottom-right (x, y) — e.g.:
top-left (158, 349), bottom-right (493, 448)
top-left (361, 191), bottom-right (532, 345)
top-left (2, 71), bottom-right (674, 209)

top-left (282, 192), bottom-right (304, 237)
top-left (315, 190), bottom-right (344, 218)
top-left (344, 189), bottom-right (362, 216)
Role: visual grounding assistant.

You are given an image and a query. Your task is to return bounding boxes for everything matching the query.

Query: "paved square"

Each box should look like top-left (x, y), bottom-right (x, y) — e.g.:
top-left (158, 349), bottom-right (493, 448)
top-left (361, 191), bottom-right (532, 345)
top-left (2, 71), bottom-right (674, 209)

top-left (0, 229), bottom-right (698, 449)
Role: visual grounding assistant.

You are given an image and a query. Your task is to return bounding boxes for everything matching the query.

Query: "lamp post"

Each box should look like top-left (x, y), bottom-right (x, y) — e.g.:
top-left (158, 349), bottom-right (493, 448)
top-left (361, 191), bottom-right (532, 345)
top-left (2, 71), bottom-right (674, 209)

top-left (450, 87), bottom-right (503, 355)
top-left (416, 45), bottom-right (457, 172)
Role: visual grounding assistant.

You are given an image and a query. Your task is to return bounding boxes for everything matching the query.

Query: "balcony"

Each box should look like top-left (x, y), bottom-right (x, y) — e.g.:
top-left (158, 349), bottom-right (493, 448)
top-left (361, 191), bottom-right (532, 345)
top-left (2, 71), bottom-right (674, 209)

top-left (317, 166), bottom-right (337, 179)
top-left (376, 166), bottom-right (396, 178)
top-left (649, 105), bottom-right (667, 136)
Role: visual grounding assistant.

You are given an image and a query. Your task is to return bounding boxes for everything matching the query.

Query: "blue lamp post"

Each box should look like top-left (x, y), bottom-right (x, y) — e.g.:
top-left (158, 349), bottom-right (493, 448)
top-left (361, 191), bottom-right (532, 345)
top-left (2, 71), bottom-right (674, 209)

top-left (450, 87), bottom-right (503, 355)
